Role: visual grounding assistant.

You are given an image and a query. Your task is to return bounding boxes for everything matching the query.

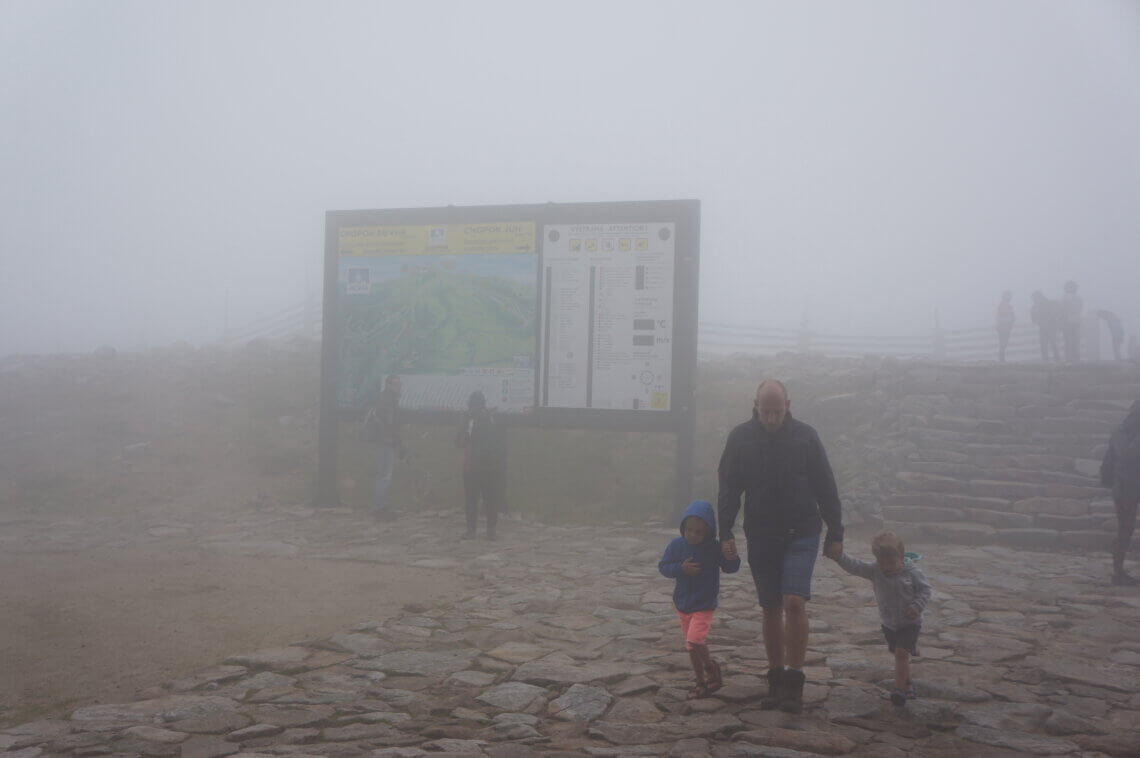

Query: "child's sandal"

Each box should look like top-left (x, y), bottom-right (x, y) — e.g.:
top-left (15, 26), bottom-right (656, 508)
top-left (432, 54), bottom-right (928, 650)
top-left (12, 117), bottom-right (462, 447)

top-left (704, 659), bottom-right (723, 694)
top-left (687, 684), bottom-right (708, 700)
top-left (904, 681), bottom-right (917, 700)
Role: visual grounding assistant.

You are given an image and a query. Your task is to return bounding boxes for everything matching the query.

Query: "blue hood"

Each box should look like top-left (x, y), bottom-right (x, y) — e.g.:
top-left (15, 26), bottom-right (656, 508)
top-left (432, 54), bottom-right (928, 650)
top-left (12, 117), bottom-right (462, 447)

top-left (680, 500), bottom-right (716, 542)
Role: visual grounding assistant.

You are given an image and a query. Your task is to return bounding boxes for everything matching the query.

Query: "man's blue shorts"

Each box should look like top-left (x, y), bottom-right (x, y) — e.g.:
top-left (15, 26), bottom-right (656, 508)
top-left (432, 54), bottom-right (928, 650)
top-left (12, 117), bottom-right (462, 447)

top-left (747, 533), bottom-right (820, 609)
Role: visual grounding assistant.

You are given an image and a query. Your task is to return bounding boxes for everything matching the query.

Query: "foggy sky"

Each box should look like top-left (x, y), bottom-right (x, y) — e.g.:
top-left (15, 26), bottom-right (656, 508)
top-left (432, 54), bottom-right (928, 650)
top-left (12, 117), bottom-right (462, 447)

top-left (3, 0), bottom-right (1139, 357)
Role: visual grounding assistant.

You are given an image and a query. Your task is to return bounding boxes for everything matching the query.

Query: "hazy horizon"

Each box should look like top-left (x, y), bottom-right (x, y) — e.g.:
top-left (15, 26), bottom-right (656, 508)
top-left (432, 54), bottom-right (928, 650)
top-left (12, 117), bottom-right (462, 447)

top-left (3, 1), bottom-right (1138, 357)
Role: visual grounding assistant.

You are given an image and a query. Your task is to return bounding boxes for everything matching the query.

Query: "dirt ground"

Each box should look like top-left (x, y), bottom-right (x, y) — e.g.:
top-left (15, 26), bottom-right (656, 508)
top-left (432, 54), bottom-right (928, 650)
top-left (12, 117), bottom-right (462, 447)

top-left (0, 346), bottom-right (471, 728)
top-left (0, 537), bottom-right (465, 728)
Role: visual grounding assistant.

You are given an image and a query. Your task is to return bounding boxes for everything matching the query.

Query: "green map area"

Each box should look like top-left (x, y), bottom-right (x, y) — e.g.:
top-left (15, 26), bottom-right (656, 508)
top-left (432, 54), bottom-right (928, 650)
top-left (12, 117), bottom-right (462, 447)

top-left (339, 269), bottom-right (536, 406)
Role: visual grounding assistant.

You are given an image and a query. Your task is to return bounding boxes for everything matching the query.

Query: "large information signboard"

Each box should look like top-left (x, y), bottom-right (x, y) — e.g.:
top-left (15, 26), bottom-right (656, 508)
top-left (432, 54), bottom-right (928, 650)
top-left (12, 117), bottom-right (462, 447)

top-left (316, 200), bottom-right (699, 507)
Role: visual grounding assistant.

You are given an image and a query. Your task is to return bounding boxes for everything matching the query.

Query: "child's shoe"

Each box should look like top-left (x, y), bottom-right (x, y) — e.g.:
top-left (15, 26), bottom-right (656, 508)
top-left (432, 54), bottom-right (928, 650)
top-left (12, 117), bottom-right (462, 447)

top-left (889, 688), bottom-right (906, 707)
top-left (696, 646), bottom-right (722, 694)
top-left (686, 646), bottom-right (707, 700)
top-left (904, 681), bottom-right (917, 700)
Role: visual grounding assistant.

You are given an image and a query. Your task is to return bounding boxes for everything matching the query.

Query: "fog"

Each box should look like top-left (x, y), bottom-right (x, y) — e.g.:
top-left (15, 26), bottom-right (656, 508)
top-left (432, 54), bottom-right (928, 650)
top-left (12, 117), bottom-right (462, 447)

top-left (3, 0), bottom-right (1139, 357)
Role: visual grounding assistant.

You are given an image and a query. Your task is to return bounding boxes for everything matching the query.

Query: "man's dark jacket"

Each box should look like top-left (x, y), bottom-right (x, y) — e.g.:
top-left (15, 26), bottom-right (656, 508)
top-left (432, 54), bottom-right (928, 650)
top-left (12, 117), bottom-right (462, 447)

top-left (717, 410), bottom-right (844, 547)
top-left (1101, 400), bottom-right (1140, 504)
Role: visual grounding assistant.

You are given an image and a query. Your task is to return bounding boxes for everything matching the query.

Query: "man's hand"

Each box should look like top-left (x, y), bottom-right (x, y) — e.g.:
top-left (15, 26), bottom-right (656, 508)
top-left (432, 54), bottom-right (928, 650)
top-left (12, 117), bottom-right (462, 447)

top-left (721, 538), bottom-right (737, 561)
top-left (681, 557), bottom-right (701, 576)
top-left (904, 606), bottom-right (919, 621)
top-left (824, 541), bottom-right (843, 560)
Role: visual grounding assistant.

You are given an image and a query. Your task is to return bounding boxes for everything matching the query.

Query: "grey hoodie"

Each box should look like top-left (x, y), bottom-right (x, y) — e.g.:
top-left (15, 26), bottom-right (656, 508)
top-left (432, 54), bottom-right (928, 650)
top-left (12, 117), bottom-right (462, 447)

top-left (836, 553), bottom-right (933, 630)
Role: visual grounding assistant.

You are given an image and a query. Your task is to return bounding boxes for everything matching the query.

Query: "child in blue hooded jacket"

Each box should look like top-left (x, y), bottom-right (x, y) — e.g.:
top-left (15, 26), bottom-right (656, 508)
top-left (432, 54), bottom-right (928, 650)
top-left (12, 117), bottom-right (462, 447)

top-left (659, 499), bottom-right (741, 699)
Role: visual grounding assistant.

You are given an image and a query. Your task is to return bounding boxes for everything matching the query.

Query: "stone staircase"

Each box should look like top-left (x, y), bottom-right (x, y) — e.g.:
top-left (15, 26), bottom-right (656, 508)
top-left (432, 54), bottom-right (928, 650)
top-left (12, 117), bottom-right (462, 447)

top-left (876, 361), bottom-right (1140, 551)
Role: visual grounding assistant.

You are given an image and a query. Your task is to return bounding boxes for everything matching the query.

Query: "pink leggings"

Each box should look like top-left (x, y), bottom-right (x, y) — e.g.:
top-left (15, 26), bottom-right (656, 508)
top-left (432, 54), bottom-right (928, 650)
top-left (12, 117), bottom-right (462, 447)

top-left (677, 609), bottom-right (714, 649)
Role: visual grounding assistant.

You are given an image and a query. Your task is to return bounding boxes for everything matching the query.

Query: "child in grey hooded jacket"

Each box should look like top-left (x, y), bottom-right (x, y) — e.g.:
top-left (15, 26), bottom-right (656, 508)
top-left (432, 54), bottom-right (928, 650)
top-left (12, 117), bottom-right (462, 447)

top-left (831, 531), bottom-right (932, 706)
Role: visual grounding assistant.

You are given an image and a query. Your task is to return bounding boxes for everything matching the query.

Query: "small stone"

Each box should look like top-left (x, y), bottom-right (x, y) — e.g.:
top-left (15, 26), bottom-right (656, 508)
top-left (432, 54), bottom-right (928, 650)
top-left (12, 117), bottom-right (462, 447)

top-left (547, 684), bottom-right (612, 722)
top-left (123, 726), bottom-right (189, 744)
top-left (732, 726), bottom-right (858, 755)
top-left (179, 735), bottom-right (240, 758)
top-left (224, 724), bottom-right (283, 742)
top-left (477, 682), bottom-right (549, 712)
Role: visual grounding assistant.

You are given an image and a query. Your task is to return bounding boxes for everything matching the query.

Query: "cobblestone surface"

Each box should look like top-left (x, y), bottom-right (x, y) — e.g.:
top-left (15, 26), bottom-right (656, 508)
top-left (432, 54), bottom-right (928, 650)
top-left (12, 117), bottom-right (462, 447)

top-left (3, 505), bottom-right (1139, 757)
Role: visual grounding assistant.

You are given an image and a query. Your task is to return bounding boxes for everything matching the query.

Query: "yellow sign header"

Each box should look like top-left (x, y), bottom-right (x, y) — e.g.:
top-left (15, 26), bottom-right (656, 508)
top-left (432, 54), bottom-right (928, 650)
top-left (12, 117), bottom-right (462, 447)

top-left (339, 222), bottom-right (536, 256)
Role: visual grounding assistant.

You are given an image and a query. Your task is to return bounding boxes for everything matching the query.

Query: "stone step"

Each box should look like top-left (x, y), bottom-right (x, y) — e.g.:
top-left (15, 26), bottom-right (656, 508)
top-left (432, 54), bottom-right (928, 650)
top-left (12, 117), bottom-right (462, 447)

top-left (913, 521), bottom-right (995, 545)
top-left (882, 501), bottom-right (1113, 533)
top-left (905, 461), bottom-right (986, 479)
top-left (962, 508), bottom-right (1033, 529)
top-left (1016, 404), bottom-right (1131, 422)
top-left (991, 528), bottom-right (1060, 550)
top-left (897, 520), bottom-right (1126, 551)
top-left (881, 505), bottom-right (965, 523)
top-left (1011, 497), bottom-right (1096, 517)
top-left (905, 430), bottom-right (1106, 458)
top-left (893, 472), bottom-right (1104, 501)
top-left (927, 415), bottom-right (1009, 434)
top-left (1027, 417), bottom-right (1116, 434)
top-left (883, 493), bottom-right (1013, 512)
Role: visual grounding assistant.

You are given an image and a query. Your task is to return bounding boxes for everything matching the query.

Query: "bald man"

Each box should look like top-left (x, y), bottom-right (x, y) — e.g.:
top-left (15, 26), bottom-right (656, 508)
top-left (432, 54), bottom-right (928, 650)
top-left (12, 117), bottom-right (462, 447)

top-left (717, 379), bottom-right (844, 713)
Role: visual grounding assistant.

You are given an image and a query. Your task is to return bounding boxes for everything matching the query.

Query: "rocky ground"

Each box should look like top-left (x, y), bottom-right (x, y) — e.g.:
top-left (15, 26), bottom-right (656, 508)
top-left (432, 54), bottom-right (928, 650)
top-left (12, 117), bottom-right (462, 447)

top-left (2, 503), bottom-right (1138, 758)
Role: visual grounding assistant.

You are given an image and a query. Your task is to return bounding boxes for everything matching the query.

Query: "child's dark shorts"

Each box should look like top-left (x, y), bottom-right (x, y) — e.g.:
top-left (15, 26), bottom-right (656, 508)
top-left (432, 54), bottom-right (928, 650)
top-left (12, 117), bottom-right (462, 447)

top-left (882, 624), bottom-right (920, 656)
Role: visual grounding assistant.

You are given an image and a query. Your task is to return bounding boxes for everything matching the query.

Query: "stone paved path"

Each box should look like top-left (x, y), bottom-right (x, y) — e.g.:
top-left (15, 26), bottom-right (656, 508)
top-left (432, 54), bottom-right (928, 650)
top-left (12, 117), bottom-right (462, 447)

top-left (3, 505), bottom-right (1139, 758)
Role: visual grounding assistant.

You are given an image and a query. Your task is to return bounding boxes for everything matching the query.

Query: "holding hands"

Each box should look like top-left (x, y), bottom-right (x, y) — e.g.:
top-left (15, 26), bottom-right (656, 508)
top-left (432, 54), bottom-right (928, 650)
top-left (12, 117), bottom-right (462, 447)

top-left (824, 541), bottom-right (843, 560)
top-left (721, 538), bottom-right (738, 561)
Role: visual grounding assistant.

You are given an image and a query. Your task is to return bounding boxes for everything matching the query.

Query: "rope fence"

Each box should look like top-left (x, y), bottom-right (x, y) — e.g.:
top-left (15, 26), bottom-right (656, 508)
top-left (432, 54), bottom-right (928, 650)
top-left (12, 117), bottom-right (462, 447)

top-left (222, 303), bottom-right (1108, 363)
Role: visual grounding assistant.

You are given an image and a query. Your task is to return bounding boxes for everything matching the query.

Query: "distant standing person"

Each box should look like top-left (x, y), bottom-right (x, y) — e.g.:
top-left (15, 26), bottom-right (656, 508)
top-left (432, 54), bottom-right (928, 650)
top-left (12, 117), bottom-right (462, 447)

top-left (455, 390), bottom-right (506, 540)
top-left (364, 374), bottom-right (404, 521)
top-left (995, 290), bottom-right (1015, 363)
top-left (717, 379), bottom-right (844, 713)
top-left (1100, 400), bottom-right (1140, 586)
top-left (1030, 291), bottom-right (1061, 362)
top-left (1097, 310), bottom-right (1124, 361)
top-left (1062, 280), bottom-right (1083, 363)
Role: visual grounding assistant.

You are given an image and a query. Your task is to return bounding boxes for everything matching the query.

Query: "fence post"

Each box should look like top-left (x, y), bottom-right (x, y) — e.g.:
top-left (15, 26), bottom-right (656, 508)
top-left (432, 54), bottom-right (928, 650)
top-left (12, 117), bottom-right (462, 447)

top-left (797, 327), bottom-right (813, 354)
top-left (932, 328), bottom-right (946, 359)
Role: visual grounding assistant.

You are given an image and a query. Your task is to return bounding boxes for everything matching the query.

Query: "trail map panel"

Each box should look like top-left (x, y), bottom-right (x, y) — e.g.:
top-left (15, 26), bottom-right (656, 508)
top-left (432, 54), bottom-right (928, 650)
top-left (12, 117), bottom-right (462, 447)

top-left (337, 222), bottom-right (537, 413)
top-left (540, 222), bottom-right (675, 411)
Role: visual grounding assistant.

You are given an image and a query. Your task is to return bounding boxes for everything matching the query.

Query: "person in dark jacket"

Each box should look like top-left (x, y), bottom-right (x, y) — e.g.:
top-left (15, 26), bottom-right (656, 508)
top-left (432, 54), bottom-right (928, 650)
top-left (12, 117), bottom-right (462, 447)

top-left (455, 391), bottom-right (506, 540)
top-left (365, 375), bottom-right (403, 521)
top-left (659, 500), bottom-right (741, 699)
top-left (1100, 400), bottom-right (1140, 585)
top-left (718, 379), bottom-right (844, 713)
